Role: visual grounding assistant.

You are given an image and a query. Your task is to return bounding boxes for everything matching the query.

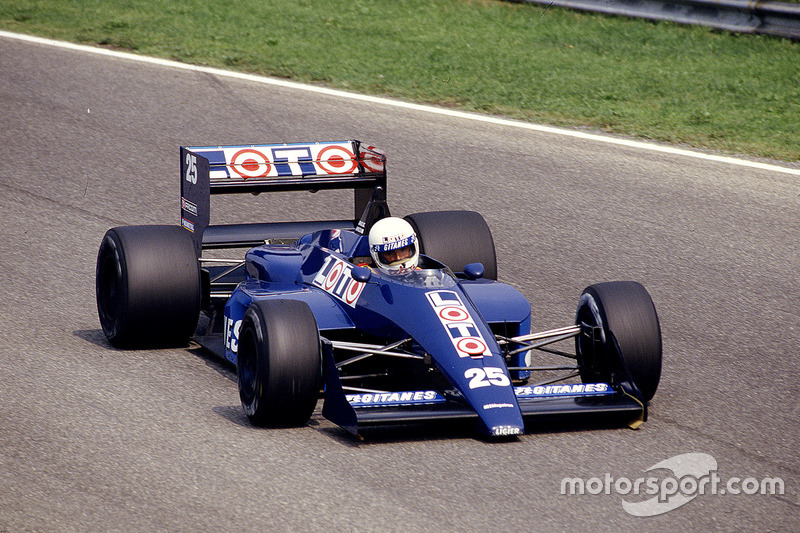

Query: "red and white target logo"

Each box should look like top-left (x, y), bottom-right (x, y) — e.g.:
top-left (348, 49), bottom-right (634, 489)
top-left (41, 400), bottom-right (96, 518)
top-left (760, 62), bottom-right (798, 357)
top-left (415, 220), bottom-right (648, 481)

top-left (343, 276), bottom-right (365, 306)
top-left (359, 145), bottom-right (385, 173)
top-left (229, 148), bottom-right (272, 179)
top-left (456, 337), bottom-right (488, 357)
top-left (438, 306), bottom-right (470, 322)
top-left (316, 145), bottom-right (358, 174)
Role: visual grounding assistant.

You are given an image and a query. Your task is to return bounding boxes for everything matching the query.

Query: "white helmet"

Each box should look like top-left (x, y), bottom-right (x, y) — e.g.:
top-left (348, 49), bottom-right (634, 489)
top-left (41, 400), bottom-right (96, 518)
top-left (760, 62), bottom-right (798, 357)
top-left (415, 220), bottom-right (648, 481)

top-left (368, 217), bottom-right (420, 274)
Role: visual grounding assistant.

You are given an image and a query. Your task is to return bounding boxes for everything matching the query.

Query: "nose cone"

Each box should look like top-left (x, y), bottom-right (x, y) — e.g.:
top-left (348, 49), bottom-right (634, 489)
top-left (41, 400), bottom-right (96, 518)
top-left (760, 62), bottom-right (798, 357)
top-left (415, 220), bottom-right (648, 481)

top-left (458, 366), bottom-right (524, 437)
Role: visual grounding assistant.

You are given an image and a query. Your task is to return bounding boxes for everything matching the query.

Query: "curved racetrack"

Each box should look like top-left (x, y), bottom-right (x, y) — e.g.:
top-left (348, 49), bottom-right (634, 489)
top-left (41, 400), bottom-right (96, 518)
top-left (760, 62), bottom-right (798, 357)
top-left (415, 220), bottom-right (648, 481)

top-left (1, 33), bottom-right (798, 530)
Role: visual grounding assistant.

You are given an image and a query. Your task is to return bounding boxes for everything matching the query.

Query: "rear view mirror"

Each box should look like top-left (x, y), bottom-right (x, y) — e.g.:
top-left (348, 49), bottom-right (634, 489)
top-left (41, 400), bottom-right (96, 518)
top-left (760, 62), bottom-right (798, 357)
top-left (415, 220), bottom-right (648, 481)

top-left (352, 266), bottom-right (372, 283)
top-left (463, 263), bottom-right (484, 280)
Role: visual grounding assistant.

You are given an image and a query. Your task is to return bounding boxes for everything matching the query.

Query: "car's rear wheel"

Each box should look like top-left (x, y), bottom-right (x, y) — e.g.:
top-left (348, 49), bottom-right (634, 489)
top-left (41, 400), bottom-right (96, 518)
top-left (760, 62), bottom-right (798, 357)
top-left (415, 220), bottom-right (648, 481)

top-left (237, 299), bottom-right (321, 427)
top-left (95, 225), bottom-right (201, 348)
top-left (575, 281), bottom-right (662, 402)
top-left (404, 210), bottom-right (498, 279)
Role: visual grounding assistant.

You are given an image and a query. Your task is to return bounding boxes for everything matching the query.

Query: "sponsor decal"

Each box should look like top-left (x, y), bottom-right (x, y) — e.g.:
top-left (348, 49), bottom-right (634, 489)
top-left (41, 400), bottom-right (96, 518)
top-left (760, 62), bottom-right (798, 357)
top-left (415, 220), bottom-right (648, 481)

top-left (325, 229), bottom-right (343, 252)
top-left (426, 290), bottom-right (490, 358)
top-left (316, 145), bottom-right (358, 174)
top-left (181, 217), bottom-right (195, 233)
top-left (372, 234), bottom-right (414, 252)
top-left (359, 145), bottom-right (385, 173)
top-left (312, 256), bottom-right (366, 308)
top-left (230, 148), bottom-right (273, 178)
top-left (346, 390), bottom-right (444, 407)
top-left (491, 425), bottom-right (522, 437)
top-left (515, 383), bottom-right (613, 398)
top-left (483, 403), bottom-right (515, 410)
top-left (224, 316), bottom-right (242, 354)
top-left (271, 146), bottom-right (316, 176)
top-left (181, 197), bottom-right (198, 216)
top-left (201, 142), bottom-right (362, 181)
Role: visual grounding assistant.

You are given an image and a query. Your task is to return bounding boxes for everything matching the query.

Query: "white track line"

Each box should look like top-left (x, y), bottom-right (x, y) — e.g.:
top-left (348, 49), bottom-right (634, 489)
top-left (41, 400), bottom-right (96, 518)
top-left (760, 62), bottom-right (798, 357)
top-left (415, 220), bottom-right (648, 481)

top-left (3, 30), bottom-right (798, 177)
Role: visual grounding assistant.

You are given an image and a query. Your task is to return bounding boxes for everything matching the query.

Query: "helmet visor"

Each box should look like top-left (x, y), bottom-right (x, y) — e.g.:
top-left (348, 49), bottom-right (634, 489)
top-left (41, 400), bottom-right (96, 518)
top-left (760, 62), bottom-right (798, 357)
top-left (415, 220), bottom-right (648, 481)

top-left (379, 243), bottom-right (415, 265)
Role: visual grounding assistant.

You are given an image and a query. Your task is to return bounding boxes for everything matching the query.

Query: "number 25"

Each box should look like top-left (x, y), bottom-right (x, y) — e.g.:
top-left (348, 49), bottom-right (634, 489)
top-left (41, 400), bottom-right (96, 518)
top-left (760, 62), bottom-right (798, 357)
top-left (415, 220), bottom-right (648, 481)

top-left (465, 367), bottom-right (510, 389)
top-left (185, 153), bottom-right (197, 184)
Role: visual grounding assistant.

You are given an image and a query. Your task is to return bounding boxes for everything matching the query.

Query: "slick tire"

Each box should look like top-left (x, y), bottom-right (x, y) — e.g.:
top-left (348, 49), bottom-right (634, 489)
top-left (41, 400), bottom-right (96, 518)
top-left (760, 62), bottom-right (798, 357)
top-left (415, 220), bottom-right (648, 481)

top-left (575, 281), bottom-right (662, 402)
top-left (237, 299), bottom-right (321, 427)
top-left (95, 225), bottom-right (201, 348)
top-left (404, 210), bottom-right (498, 280)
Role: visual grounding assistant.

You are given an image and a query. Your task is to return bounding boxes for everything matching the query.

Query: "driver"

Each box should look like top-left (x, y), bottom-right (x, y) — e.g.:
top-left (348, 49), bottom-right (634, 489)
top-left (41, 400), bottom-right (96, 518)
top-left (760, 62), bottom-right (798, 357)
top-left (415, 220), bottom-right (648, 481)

top-left (368, 217), bottom-right (420, 275)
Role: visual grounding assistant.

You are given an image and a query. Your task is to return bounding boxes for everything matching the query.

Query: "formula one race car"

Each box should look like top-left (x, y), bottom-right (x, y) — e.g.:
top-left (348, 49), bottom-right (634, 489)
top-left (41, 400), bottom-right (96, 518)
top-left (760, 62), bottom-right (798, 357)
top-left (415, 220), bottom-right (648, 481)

top-left (95, 140), bottom-right (662, 438)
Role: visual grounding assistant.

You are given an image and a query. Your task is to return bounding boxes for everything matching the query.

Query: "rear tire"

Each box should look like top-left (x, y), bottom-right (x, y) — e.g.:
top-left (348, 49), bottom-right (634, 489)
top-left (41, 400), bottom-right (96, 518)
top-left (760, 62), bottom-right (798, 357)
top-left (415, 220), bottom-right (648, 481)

top-left (575, 281), bottom-right (662, 402)
top-left (404, 210), bottom-right (498, 280)
top-left (95, 225), bottom-right (201, 348)
top-left (237, 299), bottom-right (321, 427)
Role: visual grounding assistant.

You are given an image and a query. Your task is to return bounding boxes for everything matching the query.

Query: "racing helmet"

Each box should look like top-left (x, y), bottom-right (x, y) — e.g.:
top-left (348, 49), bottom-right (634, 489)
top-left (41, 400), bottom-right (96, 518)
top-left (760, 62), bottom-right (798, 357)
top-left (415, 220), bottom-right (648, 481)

top-left (368, 217), bottom-right (420, 274)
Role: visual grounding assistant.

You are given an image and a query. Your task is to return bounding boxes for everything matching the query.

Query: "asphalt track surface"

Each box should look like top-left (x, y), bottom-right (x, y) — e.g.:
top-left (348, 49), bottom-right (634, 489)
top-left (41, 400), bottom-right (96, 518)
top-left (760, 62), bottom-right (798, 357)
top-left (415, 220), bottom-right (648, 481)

top-left (1, 32), bottom-right (798, 531)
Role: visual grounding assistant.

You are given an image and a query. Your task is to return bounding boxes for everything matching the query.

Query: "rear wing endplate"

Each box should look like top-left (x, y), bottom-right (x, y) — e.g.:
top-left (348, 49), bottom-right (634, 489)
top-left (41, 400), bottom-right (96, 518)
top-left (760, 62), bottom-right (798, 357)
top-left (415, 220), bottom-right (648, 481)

top-left (179, 140), bottom-right (386, 255)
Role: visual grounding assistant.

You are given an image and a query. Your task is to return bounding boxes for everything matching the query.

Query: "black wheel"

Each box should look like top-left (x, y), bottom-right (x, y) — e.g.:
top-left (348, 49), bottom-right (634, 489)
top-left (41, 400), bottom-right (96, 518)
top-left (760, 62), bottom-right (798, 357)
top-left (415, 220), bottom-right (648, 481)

top-left (404, 210), bottom-right (498, 280)
top-left (237, 299), bottom-right (321, 427)
top-left (95, 225), bottom-right (201, 348)
top-left (575, 281), bottom-right (662, 402)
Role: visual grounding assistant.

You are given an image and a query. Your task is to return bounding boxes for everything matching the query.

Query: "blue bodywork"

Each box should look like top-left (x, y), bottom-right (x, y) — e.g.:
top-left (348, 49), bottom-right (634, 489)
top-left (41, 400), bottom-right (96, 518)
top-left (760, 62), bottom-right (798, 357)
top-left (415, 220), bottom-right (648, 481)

top-left (180, 141), bottom-right (645, 437)
top-left (220, 228), bottom-right (532, 437)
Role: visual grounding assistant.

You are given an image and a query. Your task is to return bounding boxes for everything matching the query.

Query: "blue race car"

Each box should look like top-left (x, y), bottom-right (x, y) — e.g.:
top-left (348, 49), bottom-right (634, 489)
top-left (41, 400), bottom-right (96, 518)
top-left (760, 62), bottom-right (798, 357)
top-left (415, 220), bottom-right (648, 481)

top-left (95, 140), bottom-right (662, 438)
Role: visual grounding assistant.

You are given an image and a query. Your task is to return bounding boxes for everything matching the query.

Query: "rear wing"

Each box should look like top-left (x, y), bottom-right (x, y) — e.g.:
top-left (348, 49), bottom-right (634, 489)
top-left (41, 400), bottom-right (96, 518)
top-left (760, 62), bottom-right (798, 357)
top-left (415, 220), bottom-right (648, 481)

top-left (179, 140), bottom-right (386, 255)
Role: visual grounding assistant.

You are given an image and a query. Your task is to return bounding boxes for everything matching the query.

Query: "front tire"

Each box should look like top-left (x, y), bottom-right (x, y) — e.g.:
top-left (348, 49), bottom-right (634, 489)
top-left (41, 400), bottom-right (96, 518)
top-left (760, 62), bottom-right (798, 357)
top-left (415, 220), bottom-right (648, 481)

top-left (95, 225), bottom-right (201, 348)
top-left (575, 281), bottom-right (662, 402)
top-left (237, 299), bottom-right (321, 427)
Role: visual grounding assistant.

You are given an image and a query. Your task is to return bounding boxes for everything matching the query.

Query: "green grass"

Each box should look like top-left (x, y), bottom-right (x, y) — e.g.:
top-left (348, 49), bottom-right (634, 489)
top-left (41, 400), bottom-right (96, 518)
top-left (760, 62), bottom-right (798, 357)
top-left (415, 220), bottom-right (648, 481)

top-left (2, 0), bottom-right (798, 161)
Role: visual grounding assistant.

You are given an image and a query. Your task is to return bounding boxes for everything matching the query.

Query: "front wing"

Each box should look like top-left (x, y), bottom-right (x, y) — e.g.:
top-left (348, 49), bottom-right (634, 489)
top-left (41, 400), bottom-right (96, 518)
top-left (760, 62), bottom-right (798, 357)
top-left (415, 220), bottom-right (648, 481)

top-left (320, 343), bottom-right (645, 437)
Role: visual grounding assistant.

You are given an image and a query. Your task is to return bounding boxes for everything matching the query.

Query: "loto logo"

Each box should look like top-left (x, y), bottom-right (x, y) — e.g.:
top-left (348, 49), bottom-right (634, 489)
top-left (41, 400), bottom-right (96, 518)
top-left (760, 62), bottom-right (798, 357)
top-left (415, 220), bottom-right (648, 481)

top-left (426, 290), bottom-right (491, 358)
top-left (561, 452), bottom-right (786, 517)
top-left (312, 256), bottom-right (366, 308)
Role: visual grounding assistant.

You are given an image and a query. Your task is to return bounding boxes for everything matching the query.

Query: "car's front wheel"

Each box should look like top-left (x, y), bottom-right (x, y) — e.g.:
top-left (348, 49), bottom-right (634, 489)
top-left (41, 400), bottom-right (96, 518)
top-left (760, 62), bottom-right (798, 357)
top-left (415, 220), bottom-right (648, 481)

top-left (237, 299), bottom-right (321, 427)
top-left (575, 281), bottom-right (662, 402)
